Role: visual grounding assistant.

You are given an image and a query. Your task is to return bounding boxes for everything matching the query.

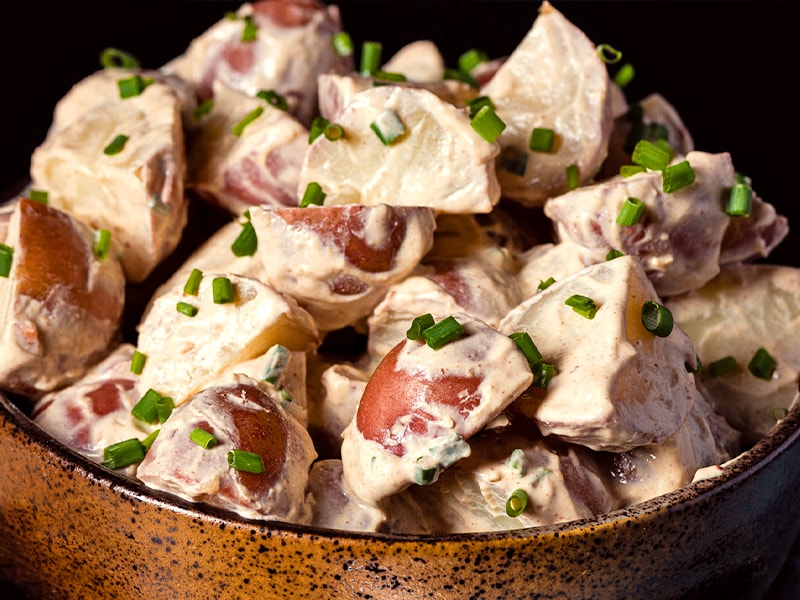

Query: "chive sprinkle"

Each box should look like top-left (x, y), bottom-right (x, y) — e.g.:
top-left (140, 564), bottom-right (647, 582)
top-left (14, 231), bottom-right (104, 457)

top-left (748, 348), bottom-right (777, 380)
top-left (422, 316), bottom-right (465, 349)
top-left (360, 41), bottom-right (382, 76)
top-left (370, 109), bottom-right (407, 145)
top-left (406, 313), bottom-right (435, 340)
top-left (190, 427), bottom-right (218, 449)
top-left (99, 47), bottom-right (140, 70)
top-left (529, 127), bottom-right (555, 153)
top-left (183, 268), bottom-right (203, 296)
top-left (141, 429), bottom-right (160, 451)
top-left (619, 165), bottom-right (646, 178)
top-left (28, 189), bottom-right (48, 203)
top-left (193, 98), bottom-right (214, 120)
top-left (256, 89), bottom-right (289, 111)
top-left (566, 164), bottom-right (580, 190)
top-left (641, 300), bottom-right (673, 337)
top-left (631, 139), bottom-right (671, 171)
top-left (662, 160), bottom-right (695, 193)
top-left (565, 294), bottom-right (598, 319)
top-left (212, 276), bottom-right (234, 304)
top-left (231, 220), bottom-right (258, 257)
top-left (534, 362), bottom-right (555, 388)
top-left (262, 345), bottom-right (290, 385)
top-left (509, 331), bottom-right (543, 368)
top-left (414, 463), bottom-right (439, 486)
top-left (614, 63), bottom-right (635, 88)
top-left (465, 95), bottom-right (495, 119)
top-left (93, 229), bottom-right (112, 260)
top-left (117, 74), bottom-right (151, 99)
top-left (606, 248), bottom-right (624, 260)
top-left (132, 388), bottom-right (166, 424)
top-left (374, 70), bottom-right (407, 83)
top-left (458, 48), bottom-right (489, 73)
top-left (596, 43), bottom-right (622, 64)
top-left (324, 123), bottom-right (345, 141)
top-left (176, 301), bottom-right (198, 317)
top-left (443, 67), bottom-right (478, 88)
top-left (505, 488), bottom-right (528, 517)
top-left (332, 31), bottom-right (353, 56)
top-left (616, 197), bottom-right (645, 226)
top-left (537, 277), bottom-right (556, 291)
top-left (228, 449), bottom-right (265, 474)
top-left (309, 116), bottom-right (330, 143)
top-left (130, 350), bottom-right (147, 375)
top-left (300, 181), bottom-right (326, 207)
top-left (708, 356), bottom-right (738, 377)
top-left (726, 183), bottom-right (753, 217)
top-left (0, 244), bottom-right (14, 278)
top-left (241, 15), bottom-right (258, 42)
top-left (232, 107), bottom-right (264, 136)
top-left (470, 105), bottom-right (506, 143)
top-left (103, 134), bottom-right (129, 156)
top-left (102, 438), bottom-right (146, 469)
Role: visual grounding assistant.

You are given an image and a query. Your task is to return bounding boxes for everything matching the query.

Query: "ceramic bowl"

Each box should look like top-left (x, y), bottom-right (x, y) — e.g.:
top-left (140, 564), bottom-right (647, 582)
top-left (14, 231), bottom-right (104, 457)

top-left (1, 2), bottom-right (799, 599)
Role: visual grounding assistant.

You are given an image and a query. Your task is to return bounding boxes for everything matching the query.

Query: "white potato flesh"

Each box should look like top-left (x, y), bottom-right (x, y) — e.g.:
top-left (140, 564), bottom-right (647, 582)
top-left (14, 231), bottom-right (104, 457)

top-left (481, 1), bottom-right (614, 205)
top-left (382, 40), bottom-right (445, 82)
top-left (297, 85), bottom-right (501, 214)
top-left (499, 255), bottom-right (697, 452)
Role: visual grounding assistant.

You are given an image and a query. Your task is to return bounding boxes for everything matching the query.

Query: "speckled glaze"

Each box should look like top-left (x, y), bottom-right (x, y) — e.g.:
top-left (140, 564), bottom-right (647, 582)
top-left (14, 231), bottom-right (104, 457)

top-left (1, 393), bottom-right (799, 599)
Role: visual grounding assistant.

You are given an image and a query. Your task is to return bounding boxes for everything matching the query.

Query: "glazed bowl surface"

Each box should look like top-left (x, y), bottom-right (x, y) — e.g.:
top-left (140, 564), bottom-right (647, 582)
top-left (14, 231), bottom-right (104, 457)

top-left (1, 2), bottom-right (800, 599)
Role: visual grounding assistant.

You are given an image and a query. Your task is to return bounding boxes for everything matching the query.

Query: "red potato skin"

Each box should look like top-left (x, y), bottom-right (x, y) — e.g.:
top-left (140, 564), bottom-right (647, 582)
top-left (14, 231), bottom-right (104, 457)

top-left (252, 0), bottom-right (325, 27)
top-left (355, 341), bottom-right (482, 457)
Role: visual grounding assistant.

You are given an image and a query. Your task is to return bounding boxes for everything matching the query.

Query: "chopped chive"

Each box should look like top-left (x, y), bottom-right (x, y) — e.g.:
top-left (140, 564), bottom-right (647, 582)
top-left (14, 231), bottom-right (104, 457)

top-left (103, 134), bottom-right (129, 156)
top-left (470, 105), bottom-right (506, 143)
top-left (414, 460), bottom-right (439, 485)
top-left (232, 107), bottom-right (264, 137)
top-left (529, 127), bottom-right (555, 153)
top-left (262, 344), bottom-right (290, 385)
top-left (499, 146), bottom-right (528, 176)
top-left (93, 229), bottom-right (112, 260)
top-left (183, 268), bottom-right (203, 296)
top-left (708, 356), bottom-right (738, 377)
top-left (422, 315), bottom-right (465, 349)
top-left (443, 67), bottom-right (478, 88)
top-left (228, 449), bottom-right (265, 474)
top-left (606, 248), bottom-right (624, 260)
top-left (193, 98), bottom-right (214, 120)
top-left (117, 74), bottom-right (151, 99)
top-left (748, 348), bottom-right (777, 380)
top-left (566, 164), bottom-right (580, 190)
top-left (28, 189), bottom-right (49, 203)
top-left (631, 139), bottom-right (671, 171)
top-left (507, 448), bottom-right (527, 476)
top-left (458, 48), bottom-right (489, 73)
top-left (155, 396), bottom-right (174, 423)
top-left (102, 438), bottom-right (146, 469)
top-left (190, 427), bottom-right (218, 449)
top-left (596, 43), bottom-right (622, 64)
top-left (619, 165), bottom-right (646, 178)
top-left (370, 109), bottom-right (407, 145)
top-left (406, 313), bottom-right (435, 340)
top-left (0, 244), bottom-right (14, 278)
top-left (300, 181), bottom-right (326, 207)
top-left (323, 123), bottom-right (345, 141)
top-left (662, 160), bottom-right (695, 193)
top-left (533, 362), bottom-right (555, 388)
top-left (465, 95), bottom-right (495, 119)
top-left (735, 171), bottom-right (752, 186)
top-left (360, 41), bottom-right (382, 76)
top-left (537, 277), bottom-right (556, 291)
top-left (212, 276), bottom-right (234, 304)
top-left (726, 183), bottom-right (752, 217)
top-left (509, 331), bottom-right (543, 368)
top-left (565, 294), bottom-right (598, 319)
top-left (374, 70), bottom-right (407, 82)
top-left (131, 388), bottom-right (164, 424)
top-left (505, 488), bottom-right (528, 517)
top-left (616, 197), bottom-right (645, 226)
top-left (256, 89), bottom-right (289, 111)
top-left (231, 220), bottom-right (258, 257)
top-left (99, 47), bottom-right (140, 70)
top-left (141, 429), bottom-right (160, 451)
top-left (176, 301), bottom-right (198, 317)
top-left (130, 350), bottom-right (147, 375)
top-left (614, 62), bottom-right (635, 88)
top-left (654, 138), bottom-right (675, 161)
top-left (309, 116), bottom-right (329, 143)
top-left (641, 300), bottom-right (673, 337)
top-left (332, 31), bottom-right (353, 56)
top-left (241, 15), bottom-right (258, 42)
top-left (279, 388), bottom-right (294, 403)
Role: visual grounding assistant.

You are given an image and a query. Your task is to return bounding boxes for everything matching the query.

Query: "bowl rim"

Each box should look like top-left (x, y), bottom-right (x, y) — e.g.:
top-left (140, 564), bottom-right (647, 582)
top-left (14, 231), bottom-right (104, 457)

top-left (3, 387), bottom-right (799, 542)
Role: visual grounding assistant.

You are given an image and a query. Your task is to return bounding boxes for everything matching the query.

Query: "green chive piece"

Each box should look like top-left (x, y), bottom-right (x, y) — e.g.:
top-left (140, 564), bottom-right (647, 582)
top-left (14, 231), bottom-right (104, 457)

top-left (232, 107), bottom-right (264, 137)
top-left (103, 134), bottom-right (129, 156)
top-left (641, 300), bottom-right (673, 337)
top-left (505, 488), bottom-right (529, 517)
top-left (228, 449), bottom-right (265, 474)
top-left (28, 189), bottom-right (49, 203)
top-left (735, 171), bottom-right (753, 186)
top-left (176, 301), bottom-right (198, 317)
top-left (193, 98), bottom-right (214, 120)
top-left (370, 109), bottom-right (407, 145)
top-left (509, 331), bottom-right (543, 368)
top-left (414, 463), bottom-right (439, 486)
top-left (130, 350), bottom-right (147, 375)
top-left (117, 75), bottom-right (150, 99)
top-left (300, 181), bottom-right (326, 207)
top-left (655, 138), bottom-right (675, 161)
top-left (470, 105), bottom-right (506, 143)
top-left (616, 197), bottom-right (645, 226)
top-left (241, 15), bottom-right (258, 42)
top-left (190, 427), bottom-right (218, 449)
top-left (103, 438), bottom-right (146, 469)
top-left (529, 127), bottom-right (555, 153)
top-left (507, 448), bottom-right (527, 476)
top-left (596, 43), bottom-right (622, 64)
top-left (212, 276), bottom-right (234, 304)
top-left (537, 277), bottom-right (556, 291)
top-left (686, 354), bottom-right (704, 375)
top-left (279, 388), bottom-right (294, 403)
top-left (183, 268), bottom-right (203, 296)
top-left (309, 116), bottom-right (330, 144)
top-left (99, 47), bottom-right (140, 70)
top-left (606, 248), bottom-right (624, 260)
top-left (141, 429), bottom-right (160, 451)
top-left (231, 220), bottom-right (258, 257)
top-left (565, 294), bottom-right (598, 319)
top-left (614, 62), bottom-right (635, 88)
top-left (374, 70), bottom-right (407, 82)
top-left (708, 356), bottom-right (739, 377)
top-left (131, 388), bottom-right (163, 424)
top-left (323, 123), bottom-right (345, 141)
top-left (0, 244), bottom-right (14, 278)
top-left (262, 344), bottom-right (290, 385)
top-left (566, 164), bottom-right (580, 190)
top-left (458, 48), bottom-right (489, 73)
top-left (631, 139), bottom-right (671, 171)
top-left (422, 316), bottom-right (465, 350)
top-left (620, 165), bottom-right (646, 178)
top-left (534, 362), bottom-right (555, 388)
top-left (256, 89), bottom-right (289, 111)
top-left (727, 183), bottom-right (753, 217)
top-left (93, 229), bottom-right (112, 260)
top-left (406, 313), bottom-right (435, 341)
top-left (360, 41), bottom-right (382, 76)
top-left (748, 347), bottom-right (777, 380)
top-left (662, 160), bottom-right (695, 193)
top-left (500, 146), bottom-right (528, 176)
top-left (155, 396), bottom-right (174, 423)
top-left (442, 67), bottom-right (478, 88)
top-left (465, 95), bottom-right (495, 119)
top-left (332, 31), bottom-right (353, 56)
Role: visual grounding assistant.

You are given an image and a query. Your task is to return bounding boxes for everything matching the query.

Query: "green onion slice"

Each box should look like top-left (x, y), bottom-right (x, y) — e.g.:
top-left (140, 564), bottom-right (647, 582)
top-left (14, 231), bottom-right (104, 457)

top-left (726, 183), bottom-right (752, 217)
top-left (748, 348), bottom-right (777, 380)
top-left (190, 427), bottom-right (218, 449)
top-left (241, 15), bottom-right (258, 42)
top-left (117, 74), bottom-right (151, 99)
top-left (442, 67), bottom-right (478, 88)
top-left (537, 277), bottom-right (555, 291)
top-left (256, 89), bottom-right (289, 111)
top-left (529, 127), bottom-right (555, 153)
top-left (155, 396), bottom-right (174, 423)
top-left (131, 389), bottom-right (164, 424)
top-left (616, 197), bottom-right (645, 226)
top-left (374, 70), bottom-right (407, 83)
top-left (332, 31), bottom-right (353, 56)
top-left (470, 105), bottom-right (506, 143)
top-left (641, 300), bottom-right (673, 337)
top-left (0, 244), bottom-right (14, 278)
top-left (231, 220), bottom-right (258, 257)
top-left (323, 123), bottom-right (345, 141)
top-left (103, 134), bottom-right (129, 156)
top-left (232, 107), bottom-right (264, 137)
top-left (596, 43), bottom-right (622, 64)
top-left (662, 160), bottom-right (695, 193)
top-left (93, 229), bottom-right (112, 260)
top-left (130, 350), bottom-right (147, 375)
top-left (183, 268), bottom-right (203, 296)
top-left (102, 438), bottom-right (146, 469)
top-left (141, 429), bottom-right (160, 451)
top-left (534, 362), bottom-right (555, 388)
top-left (406, 313), bottom-right (435, 340)
top-left (212, 276), bottom-right (234, 304)
top-left (370, 109), bottom-right (407, 145)
top-left (28, 189), bottom-right (48, 204)
top-left (509, 331), bottom-right (543, 368)
top-left (262, 344), bottom-right (290, 385)
top-left (505, 488), bottom-right (529, 517)
top-left (414, 463), bottom-right (439, 486)
top-left (228, 449), bottom-right (265, 474)
top-left (631, 139), bottom-right (671, 171)
top-left (193, 98), bottom-right (214, 120)
top-left (565, 294), bottom-right (598, 319)
top-left (458, 48), bottom-right (489, 73)
top-left (465, 95), bottom-right (495, 119)
top-left (300, 181), bottom-right (326, 207)
top-left (606, 248), bottom-right (624, 260)
top-left (708, 356), bottom-right (738, 377)
top-left (99, 47), bottom-right (140, 70)
top-left (360, 41), bottom-right (382, 76)
top-left (176, 301), bottom-right (198, 317)
top-left (614, 62), bottom-right (635, 88)
top-left (619, 165), bottom-right (646, 178)
top-left (507, 449), bottom-right (527, 476)
top-left (309, 116), bottom-right (329, 143)
top-left (422, 316), bottom-right (465, 349)
top-left (566, 164), bottom-right (580, 190)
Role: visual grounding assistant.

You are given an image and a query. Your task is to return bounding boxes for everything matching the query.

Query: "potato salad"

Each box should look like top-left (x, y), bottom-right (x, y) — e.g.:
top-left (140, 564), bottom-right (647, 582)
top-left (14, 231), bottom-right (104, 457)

top-left (2, 0), bottom-right (796, 534)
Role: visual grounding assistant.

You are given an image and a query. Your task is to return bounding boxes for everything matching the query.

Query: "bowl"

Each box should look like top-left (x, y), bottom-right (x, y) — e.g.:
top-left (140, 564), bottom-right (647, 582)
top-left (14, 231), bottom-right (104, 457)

top-left (1, 2), bottom-right (800, 599)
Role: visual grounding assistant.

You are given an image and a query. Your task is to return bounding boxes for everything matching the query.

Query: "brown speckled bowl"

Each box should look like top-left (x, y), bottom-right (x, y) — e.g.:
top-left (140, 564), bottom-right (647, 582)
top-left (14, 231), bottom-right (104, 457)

top-left (2, 390), bottom-right (799, 600)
